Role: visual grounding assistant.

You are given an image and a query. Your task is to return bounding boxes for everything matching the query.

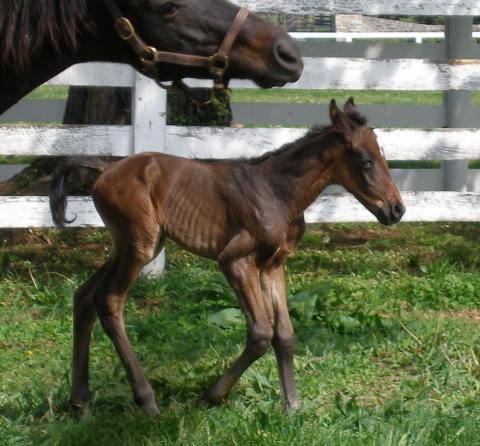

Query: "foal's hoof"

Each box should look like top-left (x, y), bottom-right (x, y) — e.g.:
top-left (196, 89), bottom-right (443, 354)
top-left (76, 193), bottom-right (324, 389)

top-left (135, 394), bottom-right (160, 416)
top-left (284, 401), bottom-right (300, 413)
top-left (197, 390), bottom-right (226, 408)
top-left (69, 401), bottom-right (91, 420)
top-left (142, 401), bottom-right (160, 417)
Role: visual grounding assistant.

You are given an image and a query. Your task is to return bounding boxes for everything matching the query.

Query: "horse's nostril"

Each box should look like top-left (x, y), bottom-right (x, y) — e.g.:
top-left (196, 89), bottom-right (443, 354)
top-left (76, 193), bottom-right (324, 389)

top-left (273, 35), bottom-right (303, 76)
top-left (393, 203), bottom-right (405, 219)
top-left (275, 42), bottom-right (298, 64)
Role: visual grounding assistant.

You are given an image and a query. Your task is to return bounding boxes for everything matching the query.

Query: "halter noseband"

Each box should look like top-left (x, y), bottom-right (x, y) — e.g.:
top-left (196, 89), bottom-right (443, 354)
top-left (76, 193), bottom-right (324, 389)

top-left (103, 0), bottom-right (250, 91)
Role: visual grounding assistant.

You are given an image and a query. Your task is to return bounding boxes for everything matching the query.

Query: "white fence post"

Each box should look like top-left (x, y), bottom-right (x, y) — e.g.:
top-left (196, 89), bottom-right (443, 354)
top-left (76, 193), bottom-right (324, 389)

top-left (443, 16), bottom-right (471, 192)
top-left (132, 73), bottom-right (167, 276)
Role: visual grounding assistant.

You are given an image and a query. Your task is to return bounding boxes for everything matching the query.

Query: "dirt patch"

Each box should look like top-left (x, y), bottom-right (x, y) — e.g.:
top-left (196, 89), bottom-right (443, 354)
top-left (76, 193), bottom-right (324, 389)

top-left (307, 224), bottom-right (399, 249)
top-left (411, 309), bottom-right (480, 324)
top-left (439, 310), bottom-right (480, 324)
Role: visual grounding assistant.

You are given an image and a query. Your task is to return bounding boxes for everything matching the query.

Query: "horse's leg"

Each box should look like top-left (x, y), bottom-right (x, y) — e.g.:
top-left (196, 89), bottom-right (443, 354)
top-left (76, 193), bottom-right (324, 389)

top-left (93, 228), bottom-right (162, 416)
top-left (202, 255), bottom-right (274, 406)
top-left (261, 264), bottom-right (299, 411)
top-left (70, 264), bottom-right (108, 414)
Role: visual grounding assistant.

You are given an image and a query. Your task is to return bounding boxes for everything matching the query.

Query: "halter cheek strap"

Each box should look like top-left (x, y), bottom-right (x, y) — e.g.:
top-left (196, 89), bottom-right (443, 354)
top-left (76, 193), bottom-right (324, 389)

top-left (103, 0), bottom-right (250, 90)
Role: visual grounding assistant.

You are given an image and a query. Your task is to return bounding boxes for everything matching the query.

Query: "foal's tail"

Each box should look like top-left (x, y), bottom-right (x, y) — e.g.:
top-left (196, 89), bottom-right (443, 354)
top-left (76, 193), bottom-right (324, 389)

top-left (49, 157), bottom-right (108, 227)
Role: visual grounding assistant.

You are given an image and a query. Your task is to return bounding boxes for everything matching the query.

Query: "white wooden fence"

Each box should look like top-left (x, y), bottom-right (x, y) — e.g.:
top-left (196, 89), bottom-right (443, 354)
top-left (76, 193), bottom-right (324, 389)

top-left (1, 0), bottom-right (480, 231)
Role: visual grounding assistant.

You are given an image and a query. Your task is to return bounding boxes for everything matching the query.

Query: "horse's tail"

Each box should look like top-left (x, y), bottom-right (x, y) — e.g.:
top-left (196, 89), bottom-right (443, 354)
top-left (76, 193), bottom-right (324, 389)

top-left (49, 157), bottom-right (108, 228)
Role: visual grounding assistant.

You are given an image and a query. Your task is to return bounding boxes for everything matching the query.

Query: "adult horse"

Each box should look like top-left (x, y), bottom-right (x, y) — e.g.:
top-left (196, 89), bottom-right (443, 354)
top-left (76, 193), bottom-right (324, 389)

top-left (0, 0), bottom-right (303, 113)
top-left (51, 98), bottom-right (405, 415)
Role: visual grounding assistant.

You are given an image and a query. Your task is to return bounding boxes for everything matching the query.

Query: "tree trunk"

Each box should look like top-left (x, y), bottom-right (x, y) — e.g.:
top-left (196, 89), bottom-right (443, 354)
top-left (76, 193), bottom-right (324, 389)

top-left (63, 87), bottom-right (131, 125)
top-left (65, 85), bottom-right (233, 127)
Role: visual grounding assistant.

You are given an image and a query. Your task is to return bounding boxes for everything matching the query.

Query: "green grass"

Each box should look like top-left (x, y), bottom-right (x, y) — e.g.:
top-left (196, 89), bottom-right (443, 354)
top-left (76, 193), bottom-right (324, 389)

top-left (232, 89), bottom-right (480, 106)
top-left (1, 223), bottom-right (480, 445)
top-left (26, 86), bottom-right (69, 100)
top-left (26, 86), bottom-right (480, 107)
top-left (231, 90), bottom-right (445, 105)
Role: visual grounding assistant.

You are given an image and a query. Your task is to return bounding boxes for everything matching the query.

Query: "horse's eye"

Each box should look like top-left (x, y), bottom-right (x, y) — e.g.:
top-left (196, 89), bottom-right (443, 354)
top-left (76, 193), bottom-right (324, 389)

top-left (158, 2), bottom-right (176, 16)
top-left (361, 159), bottom-right (374, 170)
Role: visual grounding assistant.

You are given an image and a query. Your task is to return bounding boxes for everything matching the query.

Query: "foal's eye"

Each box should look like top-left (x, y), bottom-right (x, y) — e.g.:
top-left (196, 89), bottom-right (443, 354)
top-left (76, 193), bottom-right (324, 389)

top-left (157, 2), bottom-right (176, 16)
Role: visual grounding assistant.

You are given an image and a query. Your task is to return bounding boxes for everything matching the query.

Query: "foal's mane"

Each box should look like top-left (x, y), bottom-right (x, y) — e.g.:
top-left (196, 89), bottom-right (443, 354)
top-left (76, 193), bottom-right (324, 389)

top-left (0, 0), bottom-right (89, 69)
top-left (198, 107), bottom-right (368, 165)
top-left (248, 107), bottom-right (368, 164)
top-left (247, 124), bottom-right (331, 165)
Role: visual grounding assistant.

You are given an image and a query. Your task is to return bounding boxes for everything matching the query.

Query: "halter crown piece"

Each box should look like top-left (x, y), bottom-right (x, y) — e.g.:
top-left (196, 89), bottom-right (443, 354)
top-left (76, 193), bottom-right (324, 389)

top-left (102, 0), bottom-right (250, 91)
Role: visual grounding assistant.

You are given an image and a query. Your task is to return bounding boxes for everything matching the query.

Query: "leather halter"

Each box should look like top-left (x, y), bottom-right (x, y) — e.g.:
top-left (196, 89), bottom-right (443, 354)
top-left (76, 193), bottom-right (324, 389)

top-left (103, 0), bottom-right (250, 90)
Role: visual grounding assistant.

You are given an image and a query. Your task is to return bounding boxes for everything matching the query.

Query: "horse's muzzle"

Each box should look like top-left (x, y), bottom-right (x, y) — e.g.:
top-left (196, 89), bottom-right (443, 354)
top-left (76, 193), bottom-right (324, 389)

top-left (376, 202), bottom-right (406, 226)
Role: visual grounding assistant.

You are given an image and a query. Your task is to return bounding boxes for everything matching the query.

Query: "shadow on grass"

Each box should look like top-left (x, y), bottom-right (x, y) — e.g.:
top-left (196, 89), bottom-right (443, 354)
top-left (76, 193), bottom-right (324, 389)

top-left (293, 317), bottom-right (401, 358)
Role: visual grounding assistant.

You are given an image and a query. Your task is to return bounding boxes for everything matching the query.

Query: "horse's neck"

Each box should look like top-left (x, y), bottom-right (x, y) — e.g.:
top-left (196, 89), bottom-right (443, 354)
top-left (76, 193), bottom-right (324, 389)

top-left (0, 4), bottom-right (132, 114)
top-left (267, 133), bottom-right (336, 219)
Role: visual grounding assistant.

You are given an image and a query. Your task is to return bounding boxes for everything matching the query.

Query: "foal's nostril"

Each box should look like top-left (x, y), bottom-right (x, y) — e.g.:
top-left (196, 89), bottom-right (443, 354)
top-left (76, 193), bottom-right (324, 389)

top-left (273, 35), bottom-right (303, 78)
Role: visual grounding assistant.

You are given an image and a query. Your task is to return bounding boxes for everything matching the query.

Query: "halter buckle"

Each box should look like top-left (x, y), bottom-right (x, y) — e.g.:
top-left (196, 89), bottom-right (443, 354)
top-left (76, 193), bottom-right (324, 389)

top-left (115, 17), bottom-right (135, 41)
top-left (208, 53), bottom-right (229, 76)
top-left (140, 46), bottom-right (159, 66)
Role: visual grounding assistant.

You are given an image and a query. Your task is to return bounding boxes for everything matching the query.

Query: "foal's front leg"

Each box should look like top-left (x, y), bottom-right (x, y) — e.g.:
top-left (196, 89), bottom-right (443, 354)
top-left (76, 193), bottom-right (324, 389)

top-left (202, 255), bottom-right (274, 406)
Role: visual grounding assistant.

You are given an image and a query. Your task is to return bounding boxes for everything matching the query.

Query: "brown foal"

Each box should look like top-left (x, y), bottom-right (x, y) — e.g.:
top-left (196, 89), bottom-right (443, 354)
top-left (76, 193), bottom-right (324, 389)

top-left (50, 98), bottom-right (405, 415)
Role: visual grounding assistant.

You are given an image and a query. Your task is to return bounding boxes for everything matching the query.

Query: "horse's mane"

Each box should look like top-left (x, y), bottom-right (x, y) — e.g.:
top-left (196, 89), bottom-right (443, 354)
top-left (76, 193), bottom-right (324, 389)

top-left (0, 0), bottom-right (89, 70)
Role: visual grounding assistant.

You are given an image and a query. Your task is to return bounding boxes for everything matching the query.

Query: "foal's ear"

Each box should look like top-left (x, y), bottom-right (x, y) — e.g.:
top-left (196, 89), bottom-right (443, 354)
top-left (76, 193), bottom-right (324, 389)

top-left (329, 98), bottom-right (351, 132)
top-left (343, 96), bottom-right (357, 115)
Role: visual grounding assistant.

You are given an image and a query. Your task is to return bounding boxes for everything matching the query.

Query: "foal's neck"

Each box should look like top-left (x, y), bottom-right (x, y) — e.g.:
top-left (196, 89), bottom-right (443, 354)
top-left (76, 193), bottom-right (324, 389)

top-left (265, 128), bottom-right (338, 220)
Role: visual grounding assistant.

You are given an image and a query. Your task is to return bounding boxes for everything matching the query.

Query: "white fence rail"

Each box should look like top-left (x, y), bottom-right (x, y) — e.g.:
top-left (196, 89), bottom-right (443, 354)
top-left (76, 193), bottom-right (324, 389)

top-left (292, 32), bottom-right (480, 43)
top-left (240, 0), bottom-right (480, 15)
top-left (1, 192), bottom-right (479, 229)
top-left (1, 0), bottom-right (480, 228)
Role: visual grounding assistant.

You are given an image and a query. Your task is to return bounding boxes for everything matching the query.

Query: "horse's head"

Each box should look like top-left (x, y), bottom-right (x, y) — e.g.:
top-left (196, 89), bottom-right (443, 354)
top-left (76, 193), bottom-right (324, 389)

top-left (112, 0), bottom-right (303, 87)
top-left (329, 98), bottom-right (405, 226)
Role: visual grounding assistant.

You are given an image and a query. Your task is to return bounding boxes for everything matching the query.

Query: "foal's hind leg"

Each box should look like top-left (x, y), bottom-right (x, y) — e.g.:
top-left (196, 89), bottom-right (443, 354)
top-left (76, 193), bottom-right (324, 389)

top-left (202, 255), bottom-right (274, 405)
top-left (94, 229), bottom-right (162, 415)
top-left (261, 264), bottom-right (299, 411)
top-left (70, 264), bottom-right (108, 413)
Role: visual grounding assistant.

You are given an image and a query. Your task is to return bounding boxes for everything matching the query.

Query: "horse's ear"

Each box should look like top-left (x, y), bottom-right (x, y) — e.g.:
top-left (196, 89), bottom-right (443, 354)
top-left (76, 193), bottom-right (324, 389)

top-left (329, 98), bottom-right (350, 132)
top-left (343, 96), bottom-right (357, 115)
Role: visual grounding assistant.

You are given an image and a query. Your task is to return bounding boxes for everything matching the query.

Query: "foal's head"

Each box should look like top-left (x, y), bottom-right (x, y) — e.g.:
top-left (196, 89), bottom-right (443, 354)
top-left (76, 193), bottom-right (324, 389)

top-left (117, 0), bottom-right (303, 87)
top-left (329, 98), bottom-right (405, 225)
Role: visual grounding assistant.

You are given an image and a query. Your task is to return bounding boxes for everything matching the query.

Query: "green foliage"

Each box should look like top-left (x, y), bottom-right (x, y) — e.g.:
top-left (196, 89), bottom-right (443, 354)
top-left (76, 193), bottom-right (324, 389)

top-left (208, 308), bottom-right (243, 330)
top-left (169, 89), bottom-right (232, 126)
